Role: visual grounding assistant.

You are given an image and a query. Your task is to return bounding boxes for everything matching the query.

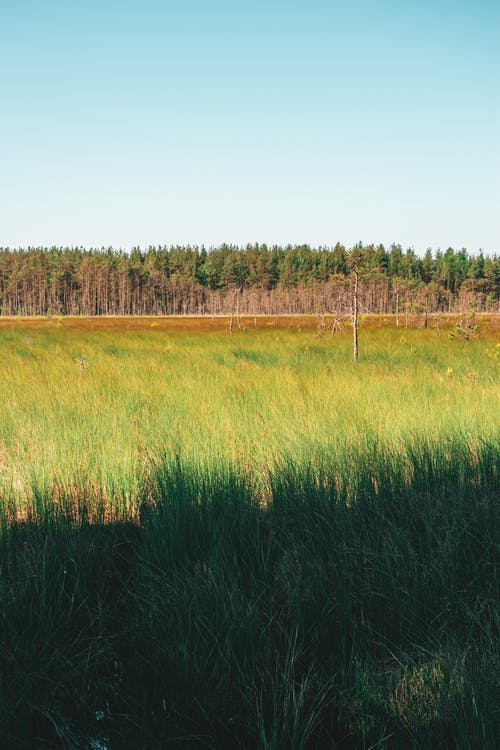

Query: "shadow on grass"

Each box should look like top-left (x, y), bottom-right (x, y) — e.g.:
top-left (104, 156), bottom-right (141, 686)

top-left (0, 440), bottom-right (498, 748)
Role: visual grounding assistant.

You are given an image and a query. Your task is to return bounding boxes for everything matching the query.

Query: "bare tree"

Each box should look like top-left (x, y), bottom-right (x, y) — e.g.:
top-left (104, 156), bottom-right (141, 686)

top-left (347, 247), bottom-right (365, 362)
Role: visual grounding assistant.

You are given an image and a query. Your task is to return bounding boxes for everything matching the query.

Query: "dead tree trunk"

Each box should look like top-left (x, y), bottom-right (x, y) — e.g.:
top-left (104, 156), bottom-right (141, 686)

top-left (235, 287), bottom-right (241, 329)
top-left (347, 247), bottom-right (364, 363)
top-left (352, 268), bottom-right (359, 362)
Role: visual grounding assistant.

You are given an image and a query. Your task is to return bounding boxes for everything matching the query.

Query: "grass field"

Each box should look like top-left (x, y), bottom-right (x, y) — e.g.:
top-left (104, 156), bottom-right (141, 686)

top-left (0, 316), bottom-right (498, 748)
top-left (0, 314), bottom-right (498, 515)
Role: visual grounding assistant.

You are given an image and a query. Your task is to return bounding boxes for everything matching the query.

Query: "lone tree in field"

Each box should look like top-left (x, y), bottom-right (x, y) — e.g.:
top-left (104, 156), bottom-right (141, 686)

top-left (347, 246), bottom-right (365, 362)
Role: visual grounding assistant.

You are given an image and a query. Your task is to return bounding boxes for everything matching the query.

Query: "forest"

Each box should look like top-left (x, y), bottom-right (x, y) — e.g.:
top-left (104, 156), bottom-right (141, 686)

top-left (0, 243), bottom-right (498, 316)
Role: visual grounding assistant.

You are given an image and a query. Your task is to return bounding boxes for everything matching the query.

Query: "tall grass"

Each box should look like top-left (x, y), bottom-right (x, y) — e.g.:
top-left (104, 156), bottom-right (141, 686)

top-left (0, 441), bottom-right (497, 748)
top-left (0, 320), bottom-right (498, 514)
top-left (0, 319), bottom-right (498, 747)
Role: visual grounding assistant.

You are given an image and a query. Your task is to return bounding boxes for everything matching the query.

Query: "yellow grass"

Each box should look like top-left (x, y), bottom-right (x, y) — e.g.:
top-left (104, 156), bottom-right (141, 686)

top-left (0, 315), bottom-right (498, 516)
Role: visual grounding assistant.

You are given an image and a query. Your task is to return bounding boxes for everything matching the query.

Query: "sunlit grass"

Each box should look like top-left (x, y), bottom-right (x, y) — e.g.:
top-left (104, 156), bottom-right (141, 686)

top-left (0, 318), bottom-right (498, 517)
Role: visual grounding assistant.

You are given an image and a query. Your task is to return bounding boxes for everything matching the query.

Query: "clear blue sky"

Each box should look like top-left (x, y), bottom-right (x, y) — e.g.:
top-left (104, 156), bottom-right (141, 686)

top-left (1, 0), bottom-right (498, 253)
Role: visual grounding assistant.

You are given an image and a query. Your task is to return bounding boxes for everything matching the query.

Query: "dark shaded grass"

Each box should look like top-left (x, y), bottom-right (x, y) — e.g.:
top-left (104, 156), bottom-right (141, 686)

top-left (0, 441), bottom-right (498, 748)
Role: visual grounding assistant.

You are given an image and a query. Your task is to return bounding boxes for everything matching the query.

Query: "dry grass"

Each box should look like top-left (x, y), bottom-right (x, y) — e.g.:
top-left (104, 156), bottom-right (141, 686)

top-left (0, 312), bottom-right (498, 333)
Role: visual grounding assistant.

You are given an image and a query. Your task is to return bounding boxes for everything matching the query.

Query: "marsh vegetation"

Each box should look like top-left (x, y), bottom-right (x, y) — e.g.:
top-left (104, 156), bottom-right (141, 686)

top-left (0, 316), bottom-right (498, 748)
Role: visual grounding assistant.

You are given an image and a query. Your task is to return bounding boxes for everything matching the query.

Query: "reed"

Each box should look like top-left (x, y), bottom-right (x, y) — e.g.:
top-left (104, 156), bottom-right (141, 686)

top-left (0, 319), bottom-right (498, 514)
top-left (0, 318), bottom-right (498, 747)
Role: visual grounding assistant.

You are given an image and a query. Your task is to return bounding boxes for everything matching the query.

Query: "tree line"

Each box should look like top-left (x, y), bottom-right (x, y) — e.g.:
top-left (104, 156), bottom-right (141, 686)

top-left (0, 244), bottom-right (497, 316)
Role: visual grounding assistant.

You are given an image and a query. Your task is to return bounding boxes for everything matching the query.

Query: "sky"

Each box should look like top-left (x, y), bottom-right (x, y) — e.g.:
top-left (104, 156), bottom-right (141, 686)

top-left (0, 0), bottom-right (498, 254)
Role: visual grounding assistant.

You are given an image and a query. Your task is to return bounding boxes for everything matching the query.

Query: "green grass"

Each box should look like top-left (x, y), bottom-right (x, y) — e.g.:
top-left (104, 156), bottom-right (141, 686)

top-left (0, 319), bottom-right (498, 747)
top-left (0, 322), bottom-right (498, 513)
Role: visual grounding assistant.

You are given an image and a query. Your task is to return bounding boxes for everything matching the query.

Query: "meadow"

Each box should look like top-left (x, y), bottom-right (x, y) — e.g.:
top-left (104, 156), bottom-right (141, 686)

top-left (0, 315), bottom-right (498, 748)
